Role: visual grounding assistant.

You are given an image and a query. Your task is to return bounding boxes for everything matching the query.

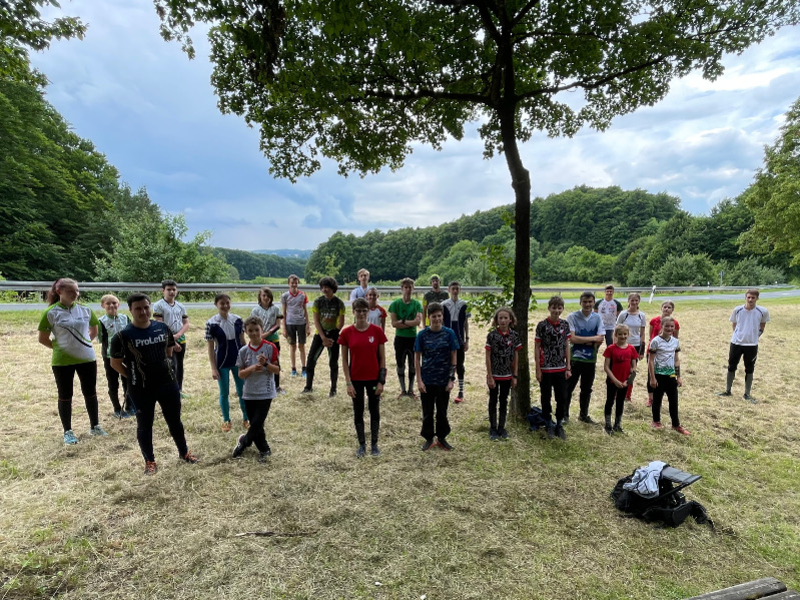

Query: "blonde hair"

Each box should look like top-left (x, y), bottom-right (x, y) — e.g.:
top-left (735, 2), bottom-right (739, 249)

top-left (357, 268), bottom-right (370, 278)
top-left (100, 294), bottom-right (119, 307)
top-left (400, 277), bottom-right (415, 288)
top-left (613, 324), bottom-right (630, 338)
top-left (627, 292), bottom-right (641, 307)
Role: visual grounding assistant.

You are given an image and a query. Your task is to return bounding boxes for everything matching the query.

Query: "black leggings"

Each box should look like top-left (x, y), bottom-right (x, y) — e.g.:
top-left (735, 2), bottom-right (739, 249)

top-left (131, 383), bottom-right (188, 462)
top-left (306, 329), bottom-right (340, 390)
top-left (540, 371), bottom-right (567, 424)
top-left (651, 374), bottom-right (680, 427)
top-left (172, 341), bottom-right (187, 389)
top-left (394, 336), bottom-right (416, 388)
top-left (455, 348), bottom-right (465, 379)
top-left (488, 379), bottom-right (511, 432)
top-left (243, 399), bottom-right (273, 453)
top-left (102, 356), bottom-right (129, 412)
top-left (53, 361), bottom-right (99, 431)
top-left (352, 380), bottom-right (380, 445)
top-left (420, 384), bottom-right (451, 441)
top-left (605, 379), bottom-right (627, 421)
top-left (728, 343), bottom-right (758, 374)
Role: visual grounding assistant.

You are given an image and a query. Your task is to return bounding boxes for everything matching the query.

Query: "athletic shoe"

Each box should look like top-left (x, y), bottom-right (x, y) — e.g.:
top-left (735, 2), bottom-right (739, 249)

top-left (371, 444), bottom-right (381, 457)
top-left (63, 430), bottom-right (78, 445)
top-left (277, 388), bottom-right (287, 395)
top-left (221, 421), bottom-right (232, 432)
top-left (301, 388), bottom-right (313, 395)
top-left (233, 434), bottom-right (247, 458)
top-left (180, 391), bottom-right (191, 399)
top-left (120, 410), bottom-right (133, 419)
top-left (329, 388), bottom-right (337, 398)
top-left (113, 410), bottom-right (124, 419)
top-left (555, 425), bottom-right (567, 441)
top-left (258, 449), bottom-right (271, 463)
top-left (90, 425), bottom-right (108, 436)
top-left (743, 394), bottom-right (757, 404)
top-left (421, 439), bottom-right (434, 451)
top-left (356, 444), bottom-right (366, 458)
top-left (546, 426), bottom-right (556, 440)
top-left (646, 398), bottom-right (653, 407)
top-left (291, 369), bottom-right (298, 377)
top-left (651, 421), bottom-right (663, 430)
top-left (489, 429), bottom-right (499, 441)
top-left (301, 368), bottom-right (307, 378)
top-left (144, 460), bottom-right (157, 475)
top-left (454, 393), bottom-right (464, 404)
top-left (716, 391), bottom-right (732, 397)
top-left (500, 429), bottom-right (509, 440)
top-left (613, 424), bottom-right (625, 434)
top-left (438, 438), bottom-right (453, 451)
top-left (672, 425), bottom-right (690, 436)
top-left (604, 425), bottom-right (613, 436)
top-left (242, 420), bottom-right (250, 430)
top-left (181, 451), bottom-right (199, 464)
top-left (562, 416), bottom-right (570, 426)
top-left (578, 415), bottom-right (597, 425)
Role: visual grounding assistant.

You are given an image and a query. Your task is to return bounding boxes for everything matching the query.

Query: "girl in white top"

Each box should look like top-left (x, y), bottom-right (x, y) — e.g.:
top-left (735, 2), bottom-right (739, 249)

top-left (617, 292), bottom-right (646, 401)
top-left (251, 286), bottom-right (284, 393)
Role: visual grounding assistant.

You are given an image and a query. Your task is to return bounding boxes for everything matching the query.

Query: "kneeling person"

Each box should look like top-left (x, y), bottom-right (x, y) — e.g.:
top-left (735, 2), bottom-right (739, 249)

top-left (110, 293), bottom-right (198, 475)
top-left (233, 317), bottom-right (280, 462)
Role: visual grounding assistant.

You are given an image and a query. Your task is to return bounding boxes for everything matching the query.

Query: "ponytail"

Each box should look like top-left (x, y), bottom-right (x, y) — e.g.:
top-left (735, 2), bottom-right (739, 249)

top-left (46, 278), bottom-right (78, 305)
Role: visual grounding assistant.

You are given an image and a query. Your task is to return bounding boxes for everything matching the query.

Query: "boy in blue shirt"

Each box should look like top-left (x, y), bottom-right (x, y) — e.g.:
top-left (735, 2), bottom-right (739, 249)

top-left (566, 291), bottom-right (605, 424)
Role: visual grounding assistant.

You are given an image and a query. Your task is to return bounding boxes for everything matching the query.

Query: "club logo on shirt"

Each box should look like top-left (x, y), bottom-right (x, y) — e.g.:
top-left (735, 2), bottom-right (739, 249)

top-left (369, 336), bottom-right (374, 343)
top-left (134, 333), bottom-right (166, 347)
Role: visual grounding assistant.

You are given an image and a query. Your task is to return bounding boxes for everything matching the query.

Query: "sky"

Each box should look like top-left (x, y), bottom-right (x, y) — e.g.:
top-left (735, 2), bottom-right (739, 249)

top-left (30, 0), bottom-right (800, 252)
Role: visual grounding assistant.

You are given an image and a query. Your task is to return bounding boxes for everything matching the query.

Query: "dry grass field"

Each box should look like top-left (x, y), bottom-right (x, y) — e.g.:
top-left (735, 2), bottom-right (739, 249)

top-left (1, 298), bottom-right (799, 599)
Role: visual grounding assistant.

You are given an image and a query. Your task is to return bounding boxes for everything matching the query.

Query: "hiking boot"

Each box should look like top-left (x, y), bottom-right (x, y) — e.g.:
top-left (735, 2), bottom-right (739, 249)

top-left (613, 424), bottom-right (625, 434)
top-left (500, 429), bottom-right (509, 440)
top-left (454, 393), bottom-right (464, 403)
top-left (144, 460), bottom-right (157, 475)
top-left (232, 434), bottom-right (247, 458)
top-left (546, 426), bottom-right (556, 440)
top-left (716, 390), bottom-right (732, 397)
top-left (258, 449), bottom-right (271, 463)
top-left (181, 451), bottom-right (199, 464)
top-left (555, 425), bottom-right (567, 441)
top-left (221, 421), bottom-right (232, 432)
top-left (63, 430), bottom-right (78, 445)
top-left (301, 388), bottom-right (313, 395)
top-left (356, 444), bottom-right (366, 458)
top-left (438, 438), bottom-right (453, 451)
top-left (743, 393), bottom-right (757, 404)
top-left (371, 444), bottom-right (381, 457)
top-left (578, 415), bottom-right (597, 425)
top-left (421, 439), bottom-right (434, 451)
top-left (489, 428), bottom-right (499, 441)
top-left (90, 425), bottom-right (108, 436)
top-left (604, 424), bottom-right (613, 435)
top-left (291, 369), bottom-right (298, 377)
top-left (672, 425), bottom-right (690, 436)
top-left (651, 421), bottom-right (663, 430)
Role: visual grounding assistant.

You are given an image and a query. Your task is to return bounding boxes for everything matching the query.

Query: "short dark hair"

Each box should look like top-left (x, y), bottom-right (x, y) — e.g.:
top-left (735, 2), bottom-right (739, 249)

top-left (427, 301), bottom-right (443, 316)
top-left (605, 284), bottom-right (615, 291)
top-left (127, 293), bottom-right (151, 309)
top-left (548, 295), bottom-right (564, 309)
top-left (244, 316), bottom-right (264, 330)
top-left (318, 276), bottom-right (338, 293)
top-left (449, 281), bottom-right (461, 288)
top-left (214, 293), bottom-right (231, 305)
top-left (580, 291), bottom-right (595, 302)
top-left (352, 298), bottom-right (369, 311)
top-left (161, 279), bottom-right (177, 289)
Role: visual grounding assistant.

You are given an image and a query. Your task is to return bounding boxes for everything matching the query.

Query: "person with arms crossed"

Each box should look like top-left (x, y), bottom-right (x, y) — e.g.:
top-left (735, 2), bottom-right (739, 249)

top-left (595, 285), bottom-right (623, 347)
top-left (565, 291), bottom-right (605, 425)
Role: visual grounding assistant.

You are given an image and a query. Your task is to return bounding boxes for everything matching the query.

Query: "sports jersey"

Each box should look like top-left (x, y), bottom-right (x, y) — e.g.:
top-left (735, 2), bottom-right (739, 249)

top-left (251, 304), bottom-right (283, 342)
top-left (567, 310), bottom-right (604, 363)
top-left (730, 305), bottom-right (770, 346)
top-left (595, 299), bottom-right (623, 331)
top-left (423, 289), bottom-right (449, 306)
top-left (236, 340), bottom-right (279, 399)
top-left (603, 343), bottom-right (640, 382)
top-left (414, 326), bottom-right (459, 386)
top-left (367, 305), bottom-right (387, 328)
top-left (617, 310), bottom-right (647, 346)
top-left (534, 318), bottom-right (571, 373)
top-left (485, 328), bottom-right (523, 380)
top-left (312, 295), bottom-right (346, 331)
top-left (151, 298), bottom-right (188, 343)
top-left (110, 321), bottom-right (175, 391)
top-left (38, 303), bottom-right (99, 366)
top-left (99, 313), bottom-right (130, 359)
top-left (338, 324), bottom-right (388, 381)
top-left (281, 290), bottom-right (308, 325)
top-left (442, 298), bottom-right (469, 346)
top-left (388, 298), bottom-right (423, 338)
top-left (205, 313), bottom-right (245, 369)
top-left (649, 335), bottom-right (680, 376)
top-left (349, 286), bottom-right (369, 302)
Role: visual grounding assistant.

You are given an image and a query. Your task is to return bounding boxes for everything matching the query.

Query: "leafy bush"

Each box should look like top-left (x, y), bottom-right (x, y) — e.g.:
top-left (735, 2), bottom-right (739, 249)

top-left (652, 253), bottom-right (716, 286)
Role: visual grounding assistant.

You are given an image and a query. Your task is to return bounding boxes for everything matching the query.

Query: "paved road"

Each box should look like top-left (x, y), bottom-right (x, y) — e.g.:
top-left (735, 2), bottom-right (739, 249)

top-left (3, 288), bottom-right (798, 312)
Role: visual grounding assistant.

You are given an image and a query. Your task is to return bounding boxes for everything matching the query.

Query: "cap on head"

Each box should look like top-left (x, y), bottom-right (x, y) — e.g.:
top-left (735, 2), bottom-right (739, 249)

top-left (430, 274), bottom-right (441, 282)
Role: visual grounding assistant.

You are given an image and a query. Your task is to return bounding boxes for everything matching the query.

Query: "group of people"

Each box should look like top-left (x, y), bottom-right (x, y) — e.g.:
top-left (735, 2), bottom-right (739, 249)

top-left (36, 273), bottom-right (770, 474)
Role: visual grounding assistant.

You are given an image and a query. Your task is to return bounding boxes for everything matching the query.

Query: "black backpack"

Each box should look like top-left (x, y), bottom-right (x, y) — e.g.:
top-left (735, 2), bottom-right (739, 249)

top-left (526, 407), bottom-right (553, 431)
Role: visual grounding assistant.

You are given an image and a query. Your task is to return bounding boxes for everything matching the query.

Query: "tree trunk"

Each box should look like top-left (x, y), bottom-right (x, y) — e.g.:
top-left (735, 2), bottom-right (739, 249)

top-left (499, 107), bottom-right (532, 417)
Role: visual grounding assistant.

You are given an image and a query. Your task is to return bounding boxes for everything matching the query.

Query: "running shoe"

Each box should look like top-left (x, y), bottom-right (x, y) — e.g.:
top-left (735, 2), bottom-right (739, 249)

top-left (258, 449), bottom-right (271, 463)
top-left (613, 424), bottom-right (625, 434)
top-left (454, 393), bottom-right (464, 404)
top-left (716, 391), bottom-right (732, 397)
top-left (144, 460), bottom-right (157, 475)
top-left (555, 425), bottom-right (567, 441)
top-left (233, 434), bottom-right (247, 458)
top-left (500, 429), bottom-right (509, 440)
top-left (604, 425), bottom-right (614, 436)
top-left (489, 429), bottom-right (499, 441)
top-left (356, 444), bottom-right (366, 458)
top-left (546, 426), bottom-right (556, 440)
top-left (301, 368), bottom-right (307, 378)
top-left (421, 439), bottom-right (434, 451)
top-left (242, 420), bottom-right (250, 430)
top-left (651, 421), bottom-right (663, 430)
top-left (113, 410), bottom-right (124, 419)
top-left (438, 438), bottom-right (453, 451)
top-left (181, 451), bottom-right (199, 463)
top-left (221, 421), bottom-right (232, 432)
top-left (291, 369), bottom-right (298, 377)
top-left (301, 388), bottom-right (313, 395)
top-left (90, 425), bottom-right (108, 436)
top-left (371, 444), bottom-right (380, 457)
top-left (329, 388), bottom-right (337, 398)
top-left (672, 425), bottom-right (690, 436)
top-left (578, 415), bottom-right (597, 425)
top-left (63, 430), bottom-right (78, 445)
top-left (743, 394), bottom-right (757, 404)
top-left (180, 391), bottom-right (192, 399)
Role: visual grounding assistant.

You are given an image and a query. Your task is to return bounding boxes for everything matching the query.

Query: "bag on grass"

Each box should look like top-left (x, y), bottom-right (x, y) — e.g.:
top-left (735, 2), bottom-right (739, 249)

top-left (526, 407), bottom-right (552, 431)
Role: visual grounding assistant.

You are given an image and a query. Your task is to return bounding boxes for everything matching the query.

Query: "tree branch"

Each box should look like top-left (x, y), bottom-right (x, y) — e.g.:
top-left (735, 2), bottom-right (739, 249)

top-left (511, 0), bottom-right (543, 28)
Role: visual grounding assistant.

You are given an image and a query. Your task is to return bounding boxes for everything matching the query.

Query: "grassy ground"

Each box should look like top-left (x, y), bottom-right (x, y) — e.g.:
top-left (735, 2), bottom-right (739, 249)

top-left (1, 298), bottom-right (798, 599)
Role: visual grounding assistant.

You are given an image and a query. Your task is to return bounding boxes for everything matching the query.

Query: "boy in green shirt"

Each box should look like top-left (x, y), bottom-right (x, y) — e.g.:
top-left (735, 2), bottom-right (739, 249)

top-left (389, 278), bottom-right (423, 397)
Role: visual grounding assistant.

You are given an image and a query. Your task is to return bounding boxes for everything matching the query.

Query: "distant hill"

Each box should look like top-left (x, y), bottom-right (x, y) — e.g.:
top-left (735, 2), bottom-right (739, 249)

top-left (213, 248), bottom-right (308, 280)
top-left (254, 249), bottom-right (313, 259)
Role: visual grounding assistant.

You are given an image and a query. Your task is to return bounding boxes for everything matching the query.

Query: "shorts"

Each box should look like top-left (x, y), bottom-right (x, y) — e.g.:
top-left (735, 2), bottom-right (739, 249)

top-left (286, 323), bottom-right (307, 345)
